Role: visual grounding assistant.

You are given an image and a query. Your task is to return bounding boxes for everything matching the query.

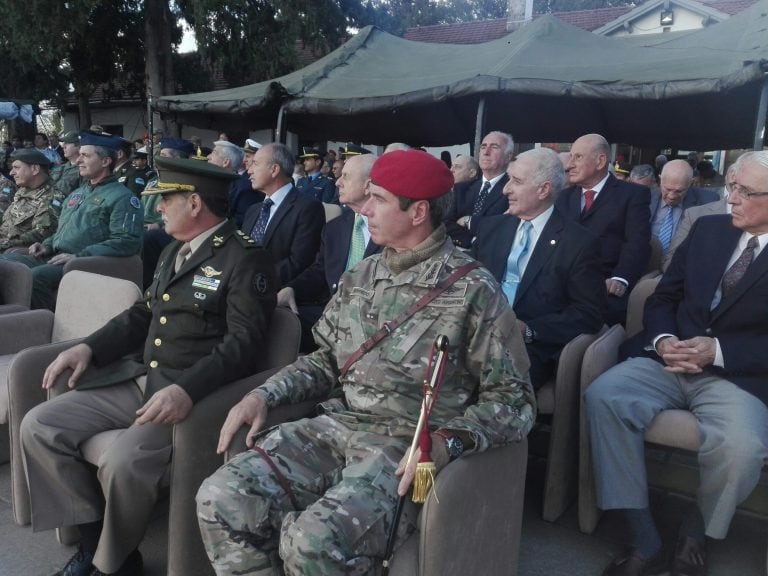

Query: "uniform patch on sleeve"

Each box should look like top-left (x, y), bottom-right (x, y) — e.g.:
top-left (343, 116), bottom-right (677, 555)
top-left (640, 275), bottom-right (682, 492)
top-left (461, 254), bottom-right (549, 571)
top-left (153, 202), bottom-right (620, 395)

top-left (253, 273), bottom-right (269, 295)
top-left (130, 196), bottom-right (141, 210)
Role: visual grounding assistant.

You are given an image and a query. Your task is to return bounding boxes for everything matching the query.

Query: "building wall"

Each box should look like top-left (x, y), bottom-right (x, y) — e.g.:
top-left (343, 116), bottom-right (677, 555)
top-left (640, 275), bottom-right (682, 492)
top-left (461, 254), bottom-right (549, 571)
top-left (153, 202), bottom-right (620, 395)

top-left (608, 7), bottom-right (710, 37)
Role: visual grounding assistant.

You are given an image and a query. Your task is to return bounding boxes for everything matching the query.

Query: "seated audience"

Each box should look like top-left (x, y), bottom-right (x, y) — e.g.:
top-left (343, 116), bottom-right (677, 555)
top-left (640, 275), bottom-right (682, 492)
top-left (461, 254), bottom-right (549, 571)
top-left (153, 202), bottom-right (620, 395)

top-left (585, 150), bottom-right (768, 576)
top-left (473, 147), bottom-right (605, 388)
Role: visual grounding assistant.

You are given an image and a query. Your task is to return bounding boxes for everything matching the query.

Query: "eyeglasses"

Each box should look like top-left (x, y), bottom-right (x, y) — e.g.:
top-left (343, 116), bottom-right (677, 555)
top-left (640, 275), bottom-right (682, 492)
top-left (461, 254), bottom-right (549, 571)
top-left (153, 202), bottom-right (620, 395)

top-left (730, 183), bottom-right (768, 200)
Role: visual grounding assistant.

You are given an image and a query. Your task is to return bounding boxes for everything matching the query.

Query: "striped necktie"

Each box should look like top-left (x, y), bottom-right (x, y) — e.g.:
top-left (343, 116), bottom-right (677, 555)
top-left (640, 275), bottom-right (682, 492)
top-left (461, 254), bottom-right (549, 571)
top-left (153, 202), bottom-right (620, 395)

top-left (250, 198), bottom-right (273, 244)
top-left (346, 214), bottom-right (366, 270)
top-left (658, 205), bottom-right (675, 253)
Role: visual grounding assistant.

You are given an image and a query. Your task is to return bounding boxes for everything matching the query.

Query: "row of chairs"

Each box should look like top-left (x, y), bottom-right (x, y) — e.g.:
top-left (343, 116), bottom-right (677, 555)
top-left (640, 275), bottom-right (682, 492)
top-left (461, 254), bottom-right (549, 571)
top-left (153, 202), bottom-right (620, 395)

top-left (1, 270), bottom-right (528, 576)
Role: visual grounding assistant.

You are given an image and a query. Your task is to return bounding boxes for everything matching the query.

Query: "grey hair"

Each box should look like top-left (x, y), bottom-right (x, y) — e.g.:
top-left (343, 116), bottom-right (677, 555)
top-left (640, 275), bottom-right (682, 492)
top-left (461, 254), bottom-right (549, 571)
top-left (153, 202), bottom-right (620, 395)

top-left (216, 144), bottom-right (244, 171)
top-left (92, 145), bottom-right (117, 167)
top-left (732, 150), bottom-right (768, 175)
top-left (629, 164), bottom-right (655, 181)
top-left (485, 131), bottom-right (515, 156)
top-left (516, 147), bottom-right (566, 198)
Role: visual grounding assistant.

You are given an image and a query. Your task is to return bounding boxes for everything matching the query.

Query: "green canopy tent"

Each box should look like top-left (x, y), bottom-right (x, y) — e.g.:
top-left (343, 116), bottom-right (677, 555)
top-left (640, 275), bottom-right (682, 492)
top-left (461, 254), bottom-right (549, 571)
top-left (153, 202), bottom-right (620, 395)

top-left (154, 0), bottom-right (768, 150)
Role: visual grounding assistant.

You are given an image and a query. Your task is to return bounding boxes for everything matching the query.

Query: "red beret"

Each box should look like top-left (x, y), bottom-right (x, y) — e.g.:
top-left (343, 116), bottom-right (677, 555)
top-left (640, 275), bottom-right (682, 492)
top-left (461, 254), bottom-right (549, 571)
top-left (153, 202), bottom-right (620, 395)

top-left (370, 150), bottom-right (454, 200)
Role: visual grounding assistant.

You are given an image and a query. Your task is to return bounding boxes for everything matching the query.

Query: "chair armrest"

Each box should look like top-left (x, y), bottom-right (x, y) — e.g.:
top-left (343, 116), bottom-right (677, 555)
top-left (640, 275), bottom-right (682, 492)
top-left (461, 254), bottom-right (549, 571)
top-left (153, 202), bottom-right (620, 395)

top-left (167, 368), bottom-right (321, 576)
top-left (9, 338), bottom-right (83, 525)
top-left (0, 310), bottom-right (54, 354)
top-left (417, 440), bottom-right (528, 576)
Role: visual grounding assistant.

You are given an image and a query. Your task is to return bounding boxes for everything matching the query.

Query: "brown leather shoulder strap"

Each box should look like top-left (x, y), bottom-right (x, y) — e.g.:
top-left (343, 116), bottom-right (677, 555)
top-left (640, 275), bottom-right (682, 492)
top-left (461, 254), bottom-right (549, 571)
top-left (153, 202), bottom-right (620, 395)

top-left (339, 260), bottom-right (481, 378)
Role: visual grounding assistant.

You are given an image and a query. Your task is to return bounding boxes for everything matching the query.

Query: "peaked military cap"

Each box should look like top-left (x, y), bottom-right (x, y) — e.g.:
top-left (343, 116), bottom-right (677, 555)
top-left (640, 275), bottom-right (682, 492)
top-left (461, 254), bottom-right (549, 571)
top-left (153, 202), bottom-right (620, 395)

top-left (79, 131), bottom-right (125, 150)
top-left (10, 148), bottom-right (53, 167)
top-left (243, 138), bottom-right (262, 153)
top-left (340, 143), bottom-right (371, 158)
top-left (142, 156), bottom-right (237, 197)
top-left (191, 146), bottom-right (213, 161)
top-left (298, 147), bottom-right (322, 159)
top-left (132, 146), bottom-right (149, 158)
top-left (158, 138), bottom-right (195, 156)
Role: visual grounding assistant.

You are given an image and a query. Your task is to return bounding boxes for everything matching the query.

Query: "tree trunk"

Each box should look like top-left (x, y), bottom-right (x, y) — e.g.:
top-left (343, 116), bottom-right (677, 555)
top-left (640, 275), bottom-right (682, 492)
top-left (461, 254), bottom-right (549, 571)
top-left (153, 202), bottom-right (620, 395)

top-left (76, 90), bottom-right (92, 129)
top-left (145, 0), bottom-right (178, 136)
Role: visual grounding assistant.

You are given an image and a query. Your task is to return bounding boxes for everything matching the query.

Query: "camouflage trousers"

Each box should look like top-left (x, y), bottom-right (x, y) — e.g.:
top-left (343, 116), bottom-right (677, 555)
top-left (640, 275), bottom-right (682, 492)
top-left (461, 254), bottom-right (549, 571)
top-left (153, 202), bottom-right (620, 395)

top-left (196, 414), bottom-right (418, 576)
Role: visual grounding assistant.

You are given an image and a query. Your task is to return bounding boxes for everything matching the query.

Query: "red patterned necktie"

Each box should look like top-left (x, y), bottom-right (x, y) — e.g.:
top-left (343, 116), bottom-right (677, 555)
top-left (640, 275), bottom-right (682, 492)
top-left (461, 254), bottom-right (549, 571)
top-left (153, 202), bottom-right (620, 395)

top-left (582, 190), bottom-right (595, 214)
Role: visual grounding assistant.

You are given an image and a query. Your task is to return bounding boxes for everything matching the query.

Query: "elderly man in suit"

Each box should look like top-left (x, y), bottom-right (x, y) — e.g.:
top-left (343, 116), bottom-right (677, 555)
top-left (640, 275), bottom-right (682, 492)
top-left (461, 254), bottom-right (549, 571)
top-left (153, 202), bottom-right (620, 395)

top-left (585, 150), bottom-right (768, 576)
top-left (243, 143), bottom-right (324, 286)
top-left (279, 153), bottom-right (381, 351)
top-left (555, 133), bottom-right (651, 325)
top-left (20, 157), bottom-right (277, 576)
top-left (649, 159), bottom-right (720, 258)
top-left (472, 147), bottom-right (606, 388)
top-left (444, 131), bottom-right (513, 248)
top-left (662, 164), bottom-right (735, 271)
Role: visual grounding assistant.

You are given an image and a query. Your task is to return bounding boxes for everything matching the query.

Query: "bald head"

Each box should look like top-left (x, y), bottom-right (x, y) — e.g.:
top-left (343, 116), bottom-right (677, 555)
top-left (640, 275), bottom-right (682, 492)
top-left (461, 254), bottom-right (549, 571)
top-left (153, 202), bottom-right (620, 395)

top-left (566, 133), bottom-right (610, 188)
top-left (659, 159), bottom-right (693, 206)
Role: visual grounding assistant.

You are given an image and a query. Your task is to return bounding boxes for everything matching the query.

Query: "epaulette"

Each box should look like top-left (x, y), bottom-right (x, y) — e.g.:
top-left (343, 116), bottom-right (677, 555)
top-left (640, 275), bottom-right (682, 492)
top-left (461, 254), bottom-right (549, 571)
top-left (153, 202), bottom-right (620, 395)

top-left (230, 229), bottom-right (257, 249)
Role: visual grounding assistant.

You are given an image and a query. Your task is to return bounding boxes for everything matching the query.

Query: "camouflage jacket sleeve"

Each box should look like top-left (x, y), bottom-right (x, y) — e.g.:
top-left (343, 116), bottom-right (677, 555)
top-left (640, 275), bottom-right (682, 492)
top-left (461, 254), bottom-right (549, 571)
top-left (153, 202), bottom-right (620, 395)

top-left (79, 190), bottom-right (143, 257)
top-left (14, 197), bottom-right (59, 247)
top-left (440, 286), bottom-right (536, 453)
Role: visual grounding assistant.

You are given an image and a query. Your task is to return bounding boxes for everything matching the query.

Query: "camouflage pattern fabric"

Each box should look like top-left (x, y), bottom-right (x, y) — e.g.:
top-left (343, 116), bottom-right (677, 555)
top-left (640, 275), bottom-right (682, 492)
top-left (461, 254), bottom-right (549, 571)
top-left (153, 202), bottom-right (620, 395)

top-left (49, 162), bottom-right (82, 199)
top-left (0, 174), bottom-right (16, 221)
top-left (0, 179), bottom-right (61, 250)
top-left (197, 225), bottom-right (535, 576)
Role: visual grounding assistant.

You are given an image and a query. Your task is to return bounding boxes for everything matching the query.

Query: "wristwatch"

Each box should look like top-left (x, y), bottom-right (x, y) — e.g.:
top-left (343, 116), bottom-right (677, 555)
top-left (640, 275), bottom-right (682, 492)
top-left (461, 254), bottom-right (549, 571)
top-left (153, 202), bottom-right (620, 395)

top-left (435, 429), bottom-right (464, 461)
top-left (523, 324), bottom-right (536, 344)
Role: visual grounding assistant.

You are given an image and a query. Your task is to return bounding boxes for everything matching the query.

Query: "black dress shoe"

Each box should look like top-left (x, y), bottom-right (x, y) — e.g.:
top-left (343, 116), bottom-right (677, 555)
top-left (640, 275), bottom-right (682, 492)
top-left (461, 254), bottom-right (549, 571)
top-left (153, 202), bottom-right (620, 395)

top-left (672, 536), bottom-right (706, 576)
top-left (89, 549), bottom-right (143, 576)
top-left (59, 546), bottom-right (95, 576)
top-left (602, 547), bottom-right (670, 576)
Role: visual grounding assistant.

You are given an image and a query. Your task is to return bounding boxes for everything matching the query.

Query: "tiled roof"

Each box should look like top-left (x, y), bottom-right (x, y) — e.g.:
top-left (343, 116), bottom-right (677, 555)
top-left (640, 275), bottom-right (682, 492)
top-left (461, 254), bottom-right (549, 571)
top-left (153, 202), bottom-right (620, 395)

top-left (403, 0), bottom-right (758, 44)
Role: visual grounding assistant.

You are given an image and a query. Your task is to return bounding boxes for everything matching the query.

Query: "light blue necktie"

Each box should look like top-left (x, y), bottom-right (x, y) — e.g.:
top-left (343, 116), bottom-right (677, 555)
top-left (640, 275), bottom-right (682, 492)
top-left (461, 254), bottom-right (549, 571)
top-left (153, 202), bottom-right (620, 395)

top-left (658, 205), bottom-right (675, 253)
top-left (502, 220), bottom-right (533, 304)
top-left (346, 214), bottom-right (366, 270)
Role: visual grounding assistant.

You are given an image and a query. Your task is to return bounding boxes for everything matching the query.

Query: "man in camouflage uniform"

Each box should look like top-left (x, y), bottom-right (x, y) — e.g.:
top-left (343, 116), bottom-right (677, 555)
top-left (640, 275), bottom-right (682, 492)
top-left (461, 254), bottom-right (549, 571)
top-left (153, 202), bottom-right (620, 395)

top-left (49, 130), bottom-right (82, 199)
top-left (0, 132), bottom-right (142, 310)
top-left (0, 171), bottom-right (17, 221)
top-left (0, 149), bottom-right (61, 251)
top-left (197, 149), bottom-right (536, 576)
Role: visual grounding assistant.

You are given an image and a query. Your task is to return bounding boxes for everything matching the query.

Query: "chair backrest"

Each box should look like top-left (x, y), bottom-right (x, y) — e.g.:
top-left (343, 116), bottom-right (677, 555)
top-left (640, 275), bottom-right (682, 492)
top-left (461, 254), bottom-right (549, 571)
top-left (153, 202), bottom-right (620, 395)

top-left (323, 203), bottom-right (342, 223)
top-left (580, 324), bottom-right (627, 390)
top-left (625, 276), bottom-right (662, 339)
top-left (0, 259), bottom-right (33, 308)
top-left (63, 254), bottom-right (143, 290)
top-left (51, 271), bottom-right (142, 343)
top-left (259, 306), bottom-right (302, 371)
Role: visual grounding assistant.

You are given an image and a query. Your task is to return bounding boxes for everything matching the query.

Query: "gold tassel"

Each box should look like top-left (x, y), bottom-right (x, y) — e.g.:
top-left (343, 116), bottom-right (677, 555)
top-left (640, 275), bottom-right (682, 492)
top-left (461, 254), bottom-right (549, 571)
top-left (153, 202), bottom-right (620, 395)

top-left (412, 461), bottom-right (436, 503)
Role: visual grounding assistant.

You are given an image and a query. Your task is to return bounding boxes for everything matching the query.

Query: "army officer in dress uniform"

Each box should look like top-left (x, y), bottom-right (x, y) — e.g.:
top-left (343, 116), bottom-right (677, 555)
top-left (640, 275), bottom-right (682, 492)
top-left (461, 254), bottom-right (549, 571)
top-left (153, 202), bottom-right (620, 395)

top-left (19, 157), bottom-right (277, 576)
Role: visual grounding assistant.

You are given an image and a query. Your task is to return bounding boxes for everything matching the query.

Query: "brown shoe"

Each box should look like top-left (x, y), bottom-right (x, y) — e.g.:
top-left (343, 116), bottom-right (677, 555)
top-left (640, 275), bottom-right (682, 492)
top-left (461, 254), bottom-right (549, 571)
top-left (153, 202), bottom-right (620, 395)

top-left (602, 547), bottom-right (669, 576)
top-left (671, 536), bottom-right (706, 576)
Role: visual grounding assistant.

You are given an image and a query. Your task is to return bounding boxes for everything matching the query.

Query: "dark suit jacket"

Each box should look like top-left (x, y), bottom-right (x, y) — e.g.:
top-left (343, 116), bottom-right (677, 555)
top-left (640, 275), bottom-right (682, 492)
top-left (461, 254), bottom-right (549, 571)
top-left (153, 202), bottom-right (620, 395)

top-left (555, 174), bottom-right (651, 288)
top-left (623, 215), bottom-right (768, 404)
top-left (648, 186), bottom-right (720, 224)
top-left (242, 188), bottom-right (324, 286)
top-left (289, 207), bottom-right (381, 305)
top-left (81, 219), bottom-right (277, 402)
top-left (229, 173), bottom-right (264, 229)
top-left (444, 174), bottom-right (509, 248)
top-left (472, 208), bottom-right (606, 384)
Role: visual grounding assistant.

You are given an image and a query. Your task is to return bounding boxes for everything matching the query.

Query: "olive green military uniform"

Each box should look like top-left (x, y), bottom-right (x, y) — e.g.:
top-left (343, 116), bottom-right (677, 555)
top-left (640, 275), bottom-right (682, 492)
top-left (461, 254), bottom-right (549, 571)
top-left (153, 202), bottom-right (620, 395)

top-left (0, 178), bottom-right (61, 251)
top-left (0, 175), bottom-right (142, 309)
top-left (197, 225), bottom-right (536, 576)
top-left (121, 165), bottom-right (156, 197)
top-left (141, 176), bottom-right (164, 227)
top-left (20, 219), bottom-right (277, 574)
top-left (0, 174), bottom-right (16, 220)
top-left (49, 161), bottom-right (81, 198)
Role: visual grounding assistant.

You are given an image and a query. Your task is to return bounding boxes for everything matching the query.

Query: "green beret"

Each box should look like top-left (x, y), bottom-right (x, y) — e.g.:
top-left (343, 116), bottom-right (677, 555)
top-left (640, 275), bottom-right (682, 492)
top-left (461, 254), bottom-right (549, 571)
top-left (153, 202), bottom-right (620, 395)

top-left (10, 149), bottom-right (52, 168)
top-left (142, 156), bottom-right (238, 197)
